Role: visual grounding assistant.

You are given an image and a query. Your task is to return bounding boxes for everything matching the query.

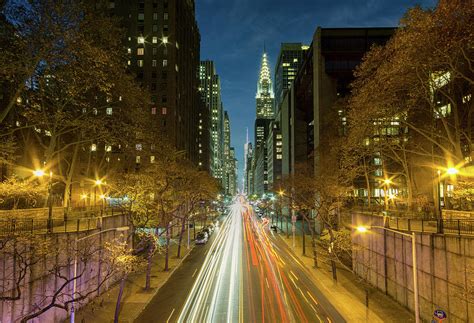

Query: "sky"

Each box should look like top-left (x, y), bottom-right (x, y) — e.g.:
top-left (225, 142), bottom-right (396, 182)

top-left (195, 0), bottom-right (436, 184)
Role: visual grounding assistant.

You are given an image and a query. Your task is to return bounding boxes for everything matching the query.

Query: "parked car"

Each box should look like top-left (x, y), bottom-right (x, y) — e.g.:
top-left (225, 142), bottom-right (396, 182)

top-left (195, 232), bottom-right (208, 245)
top-left (202, 227), bottom-right (212, 237)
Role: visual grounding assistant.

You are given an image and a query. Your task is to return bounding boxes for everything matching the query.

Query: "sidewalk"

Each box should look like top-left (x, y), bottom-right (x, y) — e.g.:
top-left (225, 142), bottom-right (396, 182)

top-left (277, 232), bottom-right (415, 323)
top-left (73, 235), bottom-right (196, 323)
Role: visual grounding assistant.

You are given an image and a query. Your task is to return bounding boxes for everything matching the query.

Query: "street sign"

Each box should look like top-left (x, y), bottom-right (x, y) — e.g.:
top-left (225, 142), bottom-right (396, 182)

top-left (433, 310), bottom-right (446, 320)
top-left (291, 215), bottom-right (296, 223)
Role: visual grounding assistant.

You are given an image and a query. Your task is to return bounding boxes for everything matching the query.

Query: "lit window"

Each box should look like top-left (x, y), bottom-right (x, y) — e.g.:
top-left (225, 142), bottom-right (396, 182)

top-left (162, 59), bottom-right (168, 67)
top-left (82, 108), bottom-right (87, 114)
top-left (175, 64), bottom-right (179, 72)
top-left (152, 60), bottom-right (157, 67)
top-left (151, 107), bottom-right (157, 115)
top-left (136, 144), bottom-right (142, 151)
top-left (162, 36), bottom-right (168, 44)
top-left (93, 108), bottom-right (97, 115)
top-left (175, 41), bottom-right (179, 49)
top-left (162, 107), bottom-right (167, 115)
top-left (150, 156), bottom-right (155, 163)
top-left (138, 13), bottom-right (144, 21)
top-left (137, 36), bottom-right (145, 44)
top-left (152, 37), bottom-right (158, 44)
top-left (164, 12), bottom-right (168, 20)
top-left (127, 48), bottom-right (131, 54)
top-left (136, 156), bottom-right (141, 164)
top-left (127, 60), bottom-right (131, 66)
top-left (91, 144), bottom-right (97, 152)
top-left (374, 157), bottom-right (382, 165)
top-left (106, 108), bottom-right (112, 115)
top-left (153, 12), bottom-right (158, 20)
top-left (137, 60), bottom-right (144, 67)
top-left (137, 48), bottom-right (144, 55)
top-left (105, 145), bottom-right (112, 152)
top-left (276, 154), bottom-right (282, 160)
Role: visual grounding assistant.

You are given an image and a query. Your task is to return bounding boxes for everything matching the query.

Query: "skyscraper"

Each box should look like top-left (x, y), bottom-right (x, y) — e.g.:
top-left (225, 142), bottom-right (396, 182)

top-left (199, 60), bottom-right (223, 181)
top-left (111, 0), bottom-right (201, 165)
top-left (256, 52), bottom-right (275, 119)
top-left (253, 51), bottom-right (275, 194)
top-left (274, 43), bottom-right (308, 109)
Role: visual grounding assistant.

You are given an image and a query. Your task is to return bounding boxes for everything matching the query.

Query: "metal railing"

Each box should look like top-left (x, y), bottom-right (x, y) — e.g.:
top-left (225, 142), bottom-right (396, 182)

top-left (0, 212), bottom-right (125, 236)
top-left (387, 217), bottom-right (474, 236)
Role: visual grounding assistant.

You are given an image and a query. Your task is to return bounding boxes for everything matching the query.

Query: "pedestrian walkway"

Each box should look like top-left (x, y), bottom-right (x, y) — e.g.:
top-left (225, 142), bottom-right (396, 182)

top-left (277, 232), bottom-right (415, 323)
top-left (74, 237), bottom-right (195, 323)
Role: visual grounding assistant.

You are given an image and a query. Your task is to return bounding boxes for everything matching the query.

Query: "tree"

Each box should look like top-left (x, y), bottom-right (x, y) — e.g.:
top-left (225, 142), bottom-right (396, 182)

top-left (349, 0), bottom-right (474, 210)
top-left (0, 176), bottom-right (47, 209)
top-left (0, 0), bottom-right (150, 206)
top-left (105, 239), bottom-right (146, 323)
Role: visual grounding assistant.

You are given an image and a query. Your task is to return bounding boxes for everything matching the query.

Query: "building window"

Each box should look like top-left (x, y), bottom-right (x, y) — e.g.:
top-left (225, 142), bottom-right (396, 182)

top-left (163, 48), bottom-right (168, 56)
top-left (137, 48), bottom-right (144, 55)
top-left (152, 60), bottom-right (157, 67)
top-left (91, 144), bottom-right (97, 152)
top-left (136, 156), bottom-right (141, 164)
top-left (153, 12), bottom-right (158, 20)
top-left (105, 145), bottom-right (112, 152)
top-left (152, 47), bottom-right (157, 55)
top-left (138, 13), bottom-right (144, 21)
top-left (164, 12), bottom-right (168, 20)
top-left (162, 107), bottom-right (167, 115)
top-left (152, 37), bottom-right (158, 44)
top-left (137, 36), bottom-right (145, 44)
top-left (93, 108), bottom-right (97, 115)
top-left (162, 59), bottom-right (168, 67)
top-left (162, 96), bottom-right (167, 103)
top-left (136, 144), bottom-right (142, 151)
top-left (127, 60), bottom-right (131, 66)
top-left (137, 60), bottom-right (144, 67)
top-left (106, 108), bottom-right (113, 115)
top-left (153, 24), bottom-right (158, 32)
top-left (127, 48), bottom-right (131, 54)
top-left (151, 107), bottom-right (157, 115)
top-left (163, 24), bottom-right (168, 32)
top-left (162, 36), bottom-right (168, 44)
top-left (162, 71), bottom-right (167, 79)
top-left (150, 156), bottom-right (155, 163)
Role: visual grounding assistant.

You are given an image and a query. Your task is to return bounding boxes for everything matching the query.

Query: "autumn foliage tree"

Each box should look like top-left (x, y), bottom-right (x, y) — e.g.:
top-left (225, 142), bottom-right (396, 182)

top-left (348, 0), bottom-right (474, 210)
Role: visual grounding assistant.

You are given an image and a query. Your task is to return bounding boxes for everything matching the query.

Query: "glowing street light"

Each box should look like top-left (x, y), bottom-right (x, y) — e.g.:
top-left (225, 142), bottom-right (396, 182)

top-left (356, 226), bottom-right (368, 233)
top-left (446, 167), bottom-right (459, 175)
top-left (33, 169), bottom-right (45, 177)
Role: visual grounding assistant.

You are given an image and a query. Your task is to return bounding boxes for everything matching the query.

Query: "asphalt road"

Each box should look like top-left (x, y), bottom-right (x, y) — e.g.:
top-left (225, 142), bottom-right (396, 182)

top-left (137, 199), bottom-right (345, 323)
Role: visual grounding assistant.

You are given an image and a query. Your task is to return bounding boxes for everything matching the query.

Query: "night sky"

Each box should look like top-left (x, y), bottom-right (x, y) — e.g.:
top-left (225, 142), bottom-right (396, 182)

top-left (195, 0), bottom-right (436, 185)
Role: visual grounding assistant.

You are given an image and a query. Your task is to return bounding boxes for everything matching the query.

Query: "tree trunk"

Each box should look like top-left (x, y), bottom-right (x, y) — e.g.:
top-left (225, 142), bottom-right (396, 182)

top-left (63, 143), bottom-right (80, 208)
top-left (114, 276), bottom-right (127, 323)
top-left (328, 227), bottom-right (337, 281)
top-left (145, 246), bottom-right (153, 290)
top-left (364, 161), bottom-right (371, 208)
top-left (177, 217), bottom-right (186, 258)
top-left (302, 212), bottom-right (318, 267)
top-left (164, 222), bottom-right (170, 271)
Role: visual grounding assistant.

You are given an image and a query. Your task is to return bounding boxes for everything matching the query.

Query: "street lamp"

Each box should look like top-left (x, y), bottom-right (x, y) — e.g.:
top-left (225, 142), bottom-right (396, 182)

top-left (356, 225), bottom-right (419, 323)
top-left (34, 169), bottom-right (53, 233)
top-left (436, 166), bottom-right (460, 221)
top-left (94, 179), bottom-right (104, 209)
top-left (70, 226), bottom-right (129, 323)
top-left (381, 179), bottom-right (392, 211)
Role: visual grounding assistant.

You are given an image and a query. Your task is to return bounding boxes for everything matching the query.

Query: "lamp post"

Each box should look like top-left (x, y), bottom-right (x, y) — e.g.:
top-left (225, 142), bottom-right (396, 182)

top-left (382, 179), bottom-right (392, 211)
top-left (70, 226), bottom-right (129, 323)
top-left (94, 179), bottom-right (103, 210)
top-left (34, 169), bottom-right (53, 233)
top-left (357, 225), bottom-right (419, 323)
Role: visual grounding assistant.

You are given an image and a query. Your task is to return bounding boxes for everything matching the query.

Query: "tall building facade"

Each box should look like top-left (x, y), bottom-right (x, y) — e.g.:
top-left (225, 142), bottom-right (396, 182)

top-left (199, 60), bottom-right (223, 181)
top-left (111, 0), bottom-right (201, 165)
top-left (253, 51), bottom-right (275, 194)
top-left (274, 43), bottom-right (308, 109)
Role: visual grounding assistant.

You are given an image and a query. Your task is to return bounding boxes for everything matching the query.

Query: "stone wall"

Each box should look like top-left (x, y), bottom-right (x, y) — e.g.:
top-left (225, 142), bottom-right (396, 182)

top-left (0, 214), bottom-right (128, 322)
top-left (352, 213), bottom-right (474, 323)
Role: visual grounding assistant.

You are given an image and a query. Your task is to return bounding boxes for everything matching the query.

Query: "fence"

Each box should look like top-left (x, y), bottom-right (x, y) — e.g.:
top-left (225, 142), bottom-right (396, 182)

top-left (0, 212), bottom-right (126, 236)
top-left (387, 216), bottom-right (474, 236)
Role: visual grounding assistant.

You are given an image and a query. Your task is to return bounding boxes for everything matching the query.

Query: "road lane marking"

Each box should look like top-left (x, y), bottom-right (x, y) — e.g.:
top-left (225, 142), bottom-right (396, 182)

top-left (166, 308), bottom-right (175, 323)
top-left (265, 277), bottom-right (270, 289)
top-left (290, 270), bottom-right (299, 281)
top-left (307, 290), bottom-right (319, 305)
top-left (191, 268), bottom-right (198, 278)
